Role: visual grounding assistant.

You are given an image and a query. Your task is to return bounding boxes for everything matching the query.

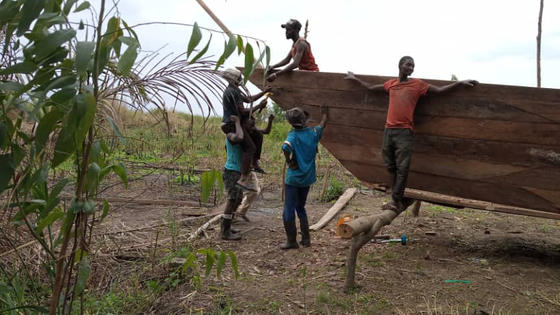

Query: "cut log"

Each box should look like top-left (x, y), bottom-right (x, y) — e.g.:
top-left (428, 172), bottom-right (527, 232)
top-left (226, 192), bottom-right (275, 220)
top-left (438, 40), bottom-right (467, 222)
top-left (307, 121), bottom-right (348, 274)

top-left (310, 188), bottom-right (358, 231)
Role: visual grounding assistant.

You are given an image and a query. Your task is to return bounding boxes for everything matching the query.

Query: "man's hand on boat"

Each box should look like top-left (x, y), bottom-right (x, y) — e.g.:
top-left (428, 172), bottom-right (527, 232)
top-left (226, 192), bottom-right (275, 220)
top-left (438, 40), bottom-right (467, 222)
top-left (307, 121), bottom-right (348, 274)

top-left (265, 69), bottom-right (280, 82)
top-left (344, 71), bottom-right (356, 80)
top-left (459, 79), bottom-right (479, 87)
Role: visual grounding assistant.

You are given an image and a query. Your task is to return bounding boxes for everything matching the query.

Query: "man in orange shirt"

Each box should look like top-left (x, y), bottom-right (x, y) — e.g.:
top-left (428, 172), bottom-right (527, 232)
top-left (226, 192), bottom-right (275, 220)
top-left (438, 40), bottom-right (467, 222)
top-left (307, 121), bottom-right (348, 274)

top-left (266, 19), bottom-right (319, 82)
top-left (345, 56), bottom-right (477, 212)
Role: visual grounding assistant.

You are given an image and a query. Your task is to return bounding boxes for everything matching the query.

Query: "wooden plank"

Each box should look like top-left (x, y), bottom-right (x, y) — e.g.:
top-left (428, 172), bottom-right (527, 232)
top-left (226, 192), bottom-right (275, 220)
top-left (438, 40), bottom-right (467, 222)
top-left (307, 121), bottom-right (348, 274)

top-left (247, 69), bottom-right (560, 214)
top-left (309, 188), bottom-right (358, 231)
top-left (269, 100), bottom-right (559, 146)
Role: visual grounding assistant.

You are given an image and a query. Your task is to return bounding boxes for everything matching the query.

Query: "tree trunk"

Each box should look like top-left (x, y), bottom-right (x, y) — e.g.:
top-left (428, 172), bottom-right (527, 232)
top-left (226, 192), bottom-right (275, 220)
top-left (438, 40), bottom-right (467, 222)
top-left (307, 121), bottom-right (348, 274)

top-left (341, 210), bottom-right (399, 291)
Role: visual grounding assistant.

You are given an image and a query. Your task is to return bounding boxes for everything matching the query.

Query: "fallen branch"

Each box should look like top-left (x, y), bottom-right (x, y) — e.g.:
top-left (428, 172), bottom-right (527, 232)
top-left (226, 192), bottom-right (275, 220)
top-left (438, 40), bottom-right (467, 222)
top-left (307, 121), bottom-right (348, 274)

top-left (0, 240), bottom-right (37, 258)
top-left (187, 214), bottom-right (222, 241)
top-left (310, 188), bottom-right (358, 231)
top-left (98, 214), bottom-right (214, 236)
top-left (126, 161), bottom-right (210, 174)
top-left (60, 195), bottom-right (208, 208)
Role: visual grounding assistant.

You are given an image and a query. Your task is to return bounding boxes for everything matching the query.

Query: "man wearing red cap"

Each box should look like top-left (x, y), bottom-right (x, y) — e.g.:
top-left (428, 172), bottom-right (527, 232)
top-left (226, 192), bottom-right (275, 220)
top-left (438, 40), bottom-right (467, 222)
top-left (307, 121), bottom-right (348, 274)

top-left (266, 19), bottom-right (319, 82)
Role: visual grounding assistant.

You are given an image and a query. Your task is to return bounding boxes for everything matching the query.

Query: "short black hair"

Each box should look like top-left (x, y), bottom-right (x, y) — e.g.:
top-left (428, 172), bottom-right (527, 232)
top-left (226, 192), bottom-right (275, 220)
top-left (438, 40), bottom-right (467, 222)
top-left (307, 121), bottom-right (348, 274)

top-left (398, 56), bottom-right (414, 67)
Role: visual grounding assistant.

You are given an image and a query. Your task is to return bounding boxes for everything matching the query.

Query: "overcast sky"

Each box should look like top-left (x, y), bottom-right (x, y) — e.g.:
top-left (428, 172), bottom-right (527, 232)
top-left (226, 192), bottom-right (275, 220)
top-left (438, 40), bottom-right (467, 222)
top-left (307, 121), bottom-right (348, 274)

top-left (97, 0), bottom-right (560, 113)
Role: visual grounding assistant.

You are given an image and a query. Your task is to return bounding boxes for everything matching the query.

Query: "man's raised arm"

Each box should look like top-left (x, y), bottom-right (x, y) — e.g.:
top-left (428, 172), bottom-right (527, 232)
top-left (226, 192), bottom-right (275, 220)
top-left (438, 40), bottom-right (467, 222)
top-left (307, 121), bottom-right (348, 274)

top-left (344, 71), bottom-right (385, 92)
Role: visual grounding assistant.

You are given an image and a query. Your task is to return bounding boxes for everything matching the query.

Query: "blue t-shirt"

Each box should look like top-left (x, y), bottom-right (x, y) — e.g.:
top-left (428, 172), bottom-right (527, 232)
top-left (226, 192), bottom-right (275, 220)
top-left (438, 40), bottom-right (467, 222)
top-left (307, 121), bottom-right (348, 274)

top-left (282, 126), bottom-right (323, 187)
top-left (224, 138), bottom-right (242, 172)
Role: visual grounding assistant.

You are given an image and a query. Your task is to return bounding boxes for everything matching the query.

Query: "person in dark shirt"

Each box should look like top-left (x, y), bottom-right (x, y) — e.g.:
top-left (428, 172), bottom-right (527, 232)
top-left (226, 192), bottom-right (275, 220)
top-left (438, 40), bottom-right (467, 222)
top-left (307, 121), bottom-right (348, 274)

top-left (221, 68), bottom-right (271, 191)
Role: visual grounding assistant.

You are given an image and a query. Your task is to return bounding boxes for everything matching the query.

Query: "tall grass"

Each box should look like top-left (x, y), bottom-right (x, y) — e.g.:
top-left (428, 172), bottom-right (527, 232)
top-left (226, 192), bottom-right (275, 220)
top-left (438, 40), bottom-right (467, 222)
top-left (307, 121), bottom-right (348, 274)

top-left (110, 105), bottom-right (356, 199)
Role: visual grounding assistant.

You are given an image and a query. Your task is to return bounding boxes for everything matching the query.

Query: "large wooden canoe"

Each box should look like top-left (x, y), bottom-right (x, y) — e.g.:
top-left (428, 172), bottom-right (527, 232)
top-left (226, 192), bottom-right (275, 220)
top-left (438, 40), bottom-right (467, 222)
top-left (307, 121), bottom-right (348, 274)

top-left (247, 69), bottom-right (560, 216)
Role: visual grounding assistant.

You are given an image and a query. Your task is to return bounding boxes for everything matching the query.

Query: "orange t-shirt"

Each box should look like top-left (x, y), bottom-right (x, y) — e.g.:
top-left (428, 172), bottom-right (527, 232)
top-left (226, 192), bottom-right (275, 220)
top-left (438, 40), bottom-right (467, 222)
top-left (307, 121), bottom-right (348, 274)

top-left (383, 78), bottom-right (430, 130)
top-left (291, 38), bottom-right (319, 71)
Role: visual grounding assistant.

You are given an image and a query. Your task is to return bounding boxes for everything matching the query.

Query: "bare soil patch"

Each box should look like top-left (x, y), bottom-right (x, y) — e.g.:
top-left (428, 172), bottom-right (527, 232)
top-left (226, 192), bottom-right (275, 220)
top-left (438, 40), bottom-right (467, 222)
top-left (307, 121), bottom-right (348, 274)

top-left (92, 174), bottom-right (560, 314)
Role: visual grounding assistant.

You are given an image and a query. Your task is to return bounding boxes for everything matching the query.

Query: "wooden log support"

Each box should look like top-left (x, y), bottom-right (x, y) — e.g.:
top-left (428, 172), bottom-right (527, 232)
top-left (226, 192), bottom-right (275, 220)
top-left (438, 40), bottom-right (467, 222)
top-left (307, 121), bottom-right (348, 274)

top-left (411, 200), bottom-right (422, 217)
top-left (310, 188), bottom-right (358, 231)
top-left (341, 210), bottom-right (399, 291)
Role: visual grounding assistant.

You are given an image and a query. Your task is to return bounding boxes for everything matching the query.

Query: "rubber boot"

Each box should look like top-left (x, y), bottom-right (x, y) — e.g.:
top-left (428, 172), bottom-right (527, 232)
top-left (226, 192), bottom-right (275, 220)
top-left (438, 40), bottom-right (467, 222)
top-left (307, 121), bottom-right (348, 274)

top-left (280, 220), bottom-right (299, 250)
top-left (230, 213), bottom-right (240, 234)
top-left (221, 218), bottom-right (241, 241)
top-left (299, 217), bottom-right (311, 247)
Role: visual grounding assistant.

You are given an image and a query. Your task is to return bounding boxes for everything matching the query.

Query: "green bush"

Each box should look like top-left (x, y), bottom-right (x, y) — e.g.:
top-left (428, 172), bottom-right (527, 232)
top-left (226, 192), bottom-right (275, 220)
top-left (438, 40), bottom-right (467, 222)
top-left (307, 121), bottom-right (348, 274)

top-left (323, 176), bottom-right (345, 202)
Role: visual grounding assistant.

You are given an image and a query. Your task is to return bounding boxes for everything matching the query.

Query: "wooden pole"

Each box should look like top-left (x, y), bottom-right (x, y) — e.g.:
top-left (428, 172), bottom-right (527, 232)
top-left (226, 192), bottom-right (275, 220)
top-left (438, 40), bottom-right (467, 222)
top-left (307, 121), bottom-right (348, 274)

top-left (404, 188), bottom-right (560, 220)
top-left (195, 0), bottom-right (265, 68)
top-left (195, 0), bottom-right (234, 38)
top-left (537, 0), bottom-right (544, 88)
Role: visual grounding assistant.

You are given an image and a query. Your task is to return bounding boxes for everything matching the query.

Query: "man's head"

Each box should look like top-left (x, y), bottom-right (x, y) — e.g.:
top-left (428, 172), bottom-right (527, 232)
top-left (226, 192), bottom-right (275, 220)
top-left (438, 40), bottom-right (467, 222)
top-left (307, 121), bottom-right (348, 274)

top-left (281, 19), bottom-right (301, 40)
top-left (221, 68), bottom-right (243, 86)
top-left (285, 107), bottom-right (309, 129)
top-left (398, 56), bottom-right (415, 77)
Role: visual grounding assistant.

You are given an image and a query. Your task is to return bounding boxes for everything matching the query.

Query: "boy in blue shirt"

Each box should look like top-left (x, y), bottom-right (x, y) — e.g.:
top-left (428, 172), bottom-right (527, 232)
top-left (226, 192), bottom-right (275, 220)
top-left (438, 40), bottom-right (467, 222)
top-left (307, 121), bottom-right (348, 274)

top-left (281, 105), bottom-right (328, 249)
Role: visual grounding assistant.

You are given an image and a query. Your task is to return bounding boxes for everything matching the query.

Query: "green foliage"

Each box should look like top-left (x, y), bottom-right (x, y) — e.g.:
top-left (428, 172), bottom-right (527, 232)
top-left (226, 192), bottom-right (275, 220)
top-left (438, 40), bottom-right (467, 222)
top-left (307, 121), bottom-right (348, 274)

top-left (0, 0), bottom-right (255, 312)
top-left (323, 176), bottom-right (345, 202)
top-left (165, 247), bottom-right (240, 280)
top-left (200, 169), bottom-right (224, 203)
top-left (0, 270), bottom-right (50, 315)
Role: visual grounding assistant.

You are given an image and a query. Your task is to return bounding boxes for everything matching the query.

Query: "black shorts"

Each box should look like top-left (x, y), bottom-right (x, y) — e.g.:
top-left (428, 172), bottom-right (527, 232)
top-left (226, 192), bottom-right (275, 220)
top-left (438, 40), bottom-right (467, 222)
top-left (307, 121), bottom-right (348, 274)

top-left (223, 168), bottom-right (242, 201)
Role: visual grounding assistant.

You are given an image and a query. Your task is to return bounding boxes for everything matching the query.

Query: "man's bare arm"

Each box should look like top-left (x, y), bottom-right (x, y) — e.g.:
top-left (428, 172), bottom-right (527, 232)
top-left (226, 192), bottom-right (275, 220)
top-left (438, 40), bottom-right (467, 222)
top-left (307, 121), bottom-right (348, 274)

top-left (259, 114), bottom-right (275, 134)
top-left (267, 53), bottom-right (292, 74)
top-left (226, 115), bottom-right (244, 142)
top-left (344, 71), bottom-right (385, 92)
top-left (242, 87), bottom-right (271, 103)
top-left (267, 41), bottom-right (307, 82)
top-left (428, 79), bottom-right (478, 94)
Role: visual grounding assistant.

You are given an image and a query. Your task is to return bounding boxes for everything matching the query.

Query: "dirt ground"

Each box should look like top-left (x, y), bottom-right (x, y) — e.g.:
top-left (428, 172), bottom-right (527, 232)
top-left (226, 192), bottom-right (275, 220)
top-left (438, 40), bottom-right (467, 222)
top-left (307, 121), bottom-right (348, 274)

top-left (87, 171), bottom-right (560, 315)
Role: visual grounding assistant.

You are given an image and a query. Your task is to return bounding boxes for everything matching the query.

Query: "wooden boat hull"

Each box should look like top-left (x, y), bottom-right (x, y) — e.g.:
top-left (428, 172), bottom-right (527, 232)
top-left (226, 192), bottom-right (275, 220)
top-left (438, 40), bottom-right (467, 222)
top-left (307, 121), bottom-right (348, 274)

top-left (247, 69), bottom-right (560, 214)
